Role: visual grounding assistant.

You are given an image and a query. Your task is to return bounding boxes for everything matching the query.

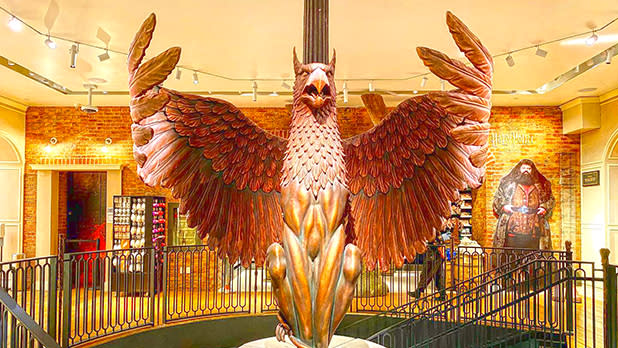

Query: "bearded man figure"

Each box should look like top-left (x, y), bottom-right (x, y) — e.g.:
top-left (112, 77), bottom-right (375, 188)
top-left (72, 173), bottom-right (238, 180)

top-left (492, 159), bottom-right (555, 250)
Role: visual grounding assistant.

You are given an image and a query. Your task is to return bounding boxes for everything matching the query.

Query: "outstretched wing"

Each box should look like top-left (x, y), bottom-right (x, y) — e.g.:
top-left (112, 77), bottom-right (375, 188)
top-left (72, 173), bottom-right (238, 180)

top-left (344, 12), bottom-right (493, 271)
top-left (128, 14), bottom-right (286, 266)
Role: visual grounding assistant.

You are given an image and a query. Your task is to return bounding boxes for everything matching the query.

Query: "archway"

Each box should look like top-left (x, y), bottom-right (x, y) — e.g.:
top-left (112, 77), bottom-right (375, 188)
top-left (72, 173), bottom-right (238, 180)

top-left (605, 130), bottom-right (618, 263)
top-left (0, 133), bottom-right (23, 261)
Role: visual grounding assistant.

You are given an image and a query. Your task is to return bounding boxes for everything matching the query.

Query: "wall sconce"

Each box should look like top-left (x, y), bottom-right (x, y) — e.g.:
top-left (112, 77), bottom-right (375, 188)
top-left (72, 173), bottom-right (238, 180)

top-left (101, 137), bottom-right (112, 153)
top-left (44, 137), bottom-right (57, 153)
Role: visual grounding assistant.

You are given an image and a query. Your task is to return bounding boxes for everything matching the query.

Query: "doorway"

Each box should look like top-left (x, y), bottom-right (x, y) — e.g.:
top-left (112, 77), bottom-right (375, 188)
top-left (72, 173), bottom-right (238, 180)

top-left (65, 172), bottom-right (106, 253)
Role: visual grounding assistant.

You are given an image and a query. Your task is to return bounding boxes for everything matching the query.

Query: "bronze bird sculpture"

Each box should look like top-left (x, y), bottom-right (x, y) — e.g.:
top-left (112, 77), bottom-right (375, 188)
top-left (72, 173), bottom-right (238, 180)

top-left (127, 11), bottom-right (493, 348)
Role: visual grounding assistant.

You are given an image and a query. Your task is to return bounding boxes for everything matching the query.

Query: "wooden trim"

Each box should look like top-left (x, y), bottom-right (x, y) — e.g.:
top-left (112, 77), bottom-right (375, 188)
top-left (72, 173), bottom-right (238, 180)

top-left (30, 163), bottom-right (124, 171)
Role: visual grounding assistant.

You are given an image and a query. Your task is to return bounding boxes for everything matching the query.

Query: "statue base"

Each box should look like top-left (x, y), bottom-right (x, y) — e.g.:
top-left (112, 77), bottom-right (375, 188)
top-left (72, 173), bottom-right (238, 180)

top-left (240, 335), bottom-right (385, 348)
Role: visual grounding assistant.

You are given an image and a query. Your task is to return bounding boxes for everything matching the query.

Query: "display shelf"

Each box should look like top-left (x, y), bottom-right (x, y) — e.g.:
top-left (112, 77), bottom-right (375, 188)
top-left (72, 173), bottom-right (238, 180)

top-left (112, 195), bottom-right (166, 293)
top-left (452, 188), bottom-right (473, 239)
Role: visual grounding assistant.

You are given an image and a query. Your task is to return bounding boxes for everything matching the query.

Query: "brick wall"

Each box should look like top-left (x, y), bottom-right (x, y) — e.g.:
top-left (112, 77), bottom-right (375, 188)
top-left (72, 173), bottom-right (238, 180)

top-left (23, 105), bottom-right (580, 257)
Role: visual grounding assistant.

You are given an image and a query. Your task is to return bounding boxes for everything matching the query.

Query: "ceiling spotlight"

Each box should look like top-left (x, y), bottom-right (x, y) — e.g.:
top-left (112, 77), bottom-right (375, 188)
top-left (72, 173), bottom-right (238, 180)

top-left (420, 76), bottom-right (428, 88)
top-left (69, 44), bottom-right (79, 69)
top-left (368, 81), bottom-right (374, 92)
top-left (45, 35), bottom-right (56, 49)
top-left (269, 91), bottom-right (279, 97)
top-left (281, 81), bottom-right (291, 90)
top-left (585, 31), bottom-right (598, 46)
top-left (7, 60), bottom-right (14, 66)
top-left (252, 81), bottom-right (258, 102)
top-left (7, 16), bottom-right (22, 32)
top-left (412, 90), bottom-right (418, 94)
top-left (98, 50), bottom-right (110, 62)
top-left (192, 71), bottom-right (199, 85)
top-left (505, 54), bottom-right (515, 67)
top-left (175, 68), bottom-right (182, 80)
top-left (535, 46), bottom-right (547, 58)
top-left (343, 81), bottom-right (349, 103)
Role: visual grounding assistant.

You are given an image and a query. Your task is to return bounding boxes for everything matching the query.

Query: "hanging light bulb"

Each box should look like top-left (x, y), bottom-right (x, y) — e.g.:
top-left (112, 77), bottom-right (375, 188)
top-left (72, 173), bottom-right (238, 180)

top-left (7, 16), bottom-right (22, 32)
top-left (535, 46), bottom-right (547, 58)
top-left (192, 71), bottom-right (199, 85)
top-left (420, 76), bottom-right (428, 88)
top-left (505, 54), bottom-right (515, 67)
top-left (175, 68), bottom-right (182, 80)
top-left (252, 81), bottom-right (258, 102)
top-left (69, 44), bottom-right (79, 69)
top-left (342, 81), bottom-right (349, 103)
top-left (606, 50), bottom-right (613, 65)
top-left (44, 34), bottom-right (56, 49)
top-left (98, 49), bottom-right (110, 62)
top-left (585, 31), bottom-right (598, 46)
top-left (368, 81), bottom-right (374, 92)
top-left (440, 79), bottom-right (445, 91)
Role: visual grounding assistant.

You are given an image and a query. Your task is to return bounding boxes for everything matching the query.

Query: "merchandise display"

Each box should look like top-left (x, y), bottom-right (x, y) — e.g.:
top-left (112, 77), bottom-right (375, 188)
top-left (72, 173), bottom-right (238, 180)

top-left (111, 195), bottom-right (166, 291)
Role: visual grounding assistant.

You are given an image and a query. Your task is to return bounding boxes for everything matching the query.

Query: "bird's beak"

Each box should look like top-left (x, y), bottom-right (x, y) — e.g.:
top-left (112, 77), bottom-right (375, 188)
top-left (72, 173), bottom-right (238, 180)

top-left (302, 69), bottom-right (331, 109)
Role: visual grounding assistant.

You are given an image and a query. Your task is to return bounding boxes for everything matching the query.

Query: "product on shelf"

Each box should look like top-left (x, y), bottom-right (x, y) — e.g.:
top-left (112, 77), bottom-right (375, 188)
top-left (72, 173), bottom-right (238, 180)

top-left (111, 195), bottom-right (166, 293)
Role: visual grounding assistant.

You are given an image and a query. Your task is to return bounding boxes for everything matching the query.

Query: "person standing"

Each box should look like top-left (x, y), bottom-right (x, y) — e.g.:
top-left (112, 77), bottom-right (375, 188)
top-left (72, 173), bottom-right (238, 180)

top-left (408, 222), bottom-right (454, 301)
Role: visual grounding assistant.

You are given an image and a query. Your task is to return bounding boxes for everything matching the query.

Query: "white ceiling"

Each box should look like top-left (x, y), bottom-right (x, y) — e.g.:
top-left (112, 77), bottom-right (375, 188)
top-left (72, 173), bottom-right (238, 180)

top-left (0, 0), bottom-right (617, 107)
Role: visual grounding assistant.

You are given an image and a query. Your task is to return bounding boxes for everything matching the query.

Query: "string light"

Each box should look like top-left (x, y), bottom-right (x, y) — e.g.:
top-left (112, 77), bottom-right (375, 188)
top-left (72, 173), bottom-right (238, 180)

top-left (44, 34), bottom-right (56, 49)
top-left (192, 71), bottom-right (199, 85)
top-left (7, 16), bottom-right (21, 32)
top-left (535, 46), bottom-right (547, 58)
top-left (2, 6), bottom-right (618, 91)
top-left (69, 44), bottom-right (79, 69)
top-left (585, 31), bottom-right (598, 46)
top-left (505, 54), bottom-right (515, 67)
top-left (98, 49), bottom-right (110, 62)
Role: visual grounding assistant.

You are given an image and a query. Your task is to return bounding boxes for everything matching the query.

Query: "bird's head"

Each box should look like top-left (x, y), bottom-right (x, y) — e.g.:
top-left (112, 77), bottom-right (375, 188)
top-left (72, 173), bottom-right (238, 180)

top-left (292, 48), bottom-right (336, 120)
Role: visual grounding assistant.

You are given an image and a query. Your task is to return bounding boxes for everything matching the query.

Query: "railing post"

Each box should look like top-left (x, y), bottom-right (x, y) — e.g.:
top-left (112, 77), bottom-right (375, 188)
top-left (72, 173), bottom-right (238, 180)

top-left (161, 246), bottom-right (168, 324)
top-left (149, 248), bottom-right (156, 326)
top-left (601, 248), bottom-right (617, 348)
top-left (61, 255), bottom-right (71, 348)
top-left (56, 235), bottom-right (65, 344)
top-left (47, 257), bottom-right (58, 341)
top-left (565, 240), bottom-right (574, 331)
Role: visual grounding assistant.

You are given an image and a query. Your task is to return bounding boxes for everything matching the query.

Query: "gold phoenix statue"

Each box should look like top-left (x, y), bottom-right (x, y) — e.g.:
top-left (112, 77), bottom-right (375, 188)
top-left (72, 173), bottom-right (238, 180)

top-left (127, 11), bottom-right (493, 348)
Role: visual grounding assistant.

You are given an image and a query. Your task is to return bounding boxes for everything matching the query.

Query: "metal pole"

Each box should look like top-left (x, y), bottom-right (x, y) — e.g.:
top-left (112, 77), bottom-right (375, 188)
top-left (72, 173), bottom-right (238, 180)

top-left (303, 0), bottom-right (329, 64)
top-left (601, 248), bottom-right (617, 348)
top-left (565, 240), bottom-right (574, 331)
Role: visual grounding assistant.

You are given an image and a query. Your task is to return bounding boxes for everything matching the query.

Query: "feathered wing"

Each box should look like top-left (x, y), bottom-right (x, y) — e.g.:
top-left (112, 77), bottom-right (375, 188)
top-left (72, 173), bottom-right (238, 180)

top-left (127, 14), bottom-right (286, 266)
top-left (344, 12), bottom-right (494, 271)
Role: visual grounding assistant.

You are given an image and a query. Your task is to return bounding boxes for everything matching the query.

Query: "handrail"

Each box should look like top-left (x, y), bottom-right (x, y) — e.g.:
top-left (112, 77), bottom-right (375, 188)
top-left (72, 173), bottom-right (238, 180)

top-left (368, 258), bottom-right (574, 343)
top-left (0, 287), bottom-right (61, 348)
top-left (338, 248), bottom-right (550, 333)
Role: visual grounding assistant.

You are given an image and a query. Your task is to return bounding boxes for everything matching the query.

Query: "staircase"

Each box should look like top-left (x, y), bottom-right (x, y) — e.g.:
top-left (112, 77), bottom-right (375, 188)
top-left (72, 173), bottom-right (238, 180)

top-left (338, 251), bottom-right (613, 348)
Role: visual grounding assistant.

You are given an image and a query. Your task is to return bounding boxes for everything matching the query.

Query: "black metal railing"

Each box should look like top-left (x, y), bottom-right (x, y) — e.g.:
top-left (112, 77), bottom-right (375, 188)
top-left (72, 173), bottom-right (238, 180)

top-left (0, 287), bottom-right (61, 348)
top-left (359, 253), bottom-right (613, 348)
top-left (0, 242), bottom-right (614, 348)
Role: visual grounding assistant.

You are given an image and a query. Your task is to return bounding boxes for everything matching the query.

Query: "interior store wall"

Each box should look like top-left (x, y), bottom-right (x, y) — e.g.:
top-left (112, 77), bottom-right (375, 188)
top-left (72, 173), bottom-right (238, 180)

top-left (21, 105), bottom-right (581, 258)
top-left (0, 97), bottom-right (26, 261)
top-left (473, 106), bottom-right (581, 257)
top-left (580, 92), bottom-right (618, 264)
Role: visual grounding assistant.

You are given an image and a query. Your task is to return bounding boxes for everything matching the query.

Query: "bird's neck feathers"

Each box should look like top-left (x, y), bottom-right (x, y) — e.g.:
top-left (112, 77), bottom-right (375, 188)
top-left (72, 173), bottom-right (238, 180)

top-left (280, 104), bottom-right (347, 196)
